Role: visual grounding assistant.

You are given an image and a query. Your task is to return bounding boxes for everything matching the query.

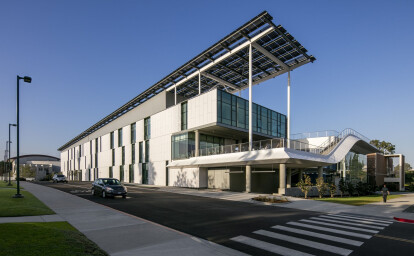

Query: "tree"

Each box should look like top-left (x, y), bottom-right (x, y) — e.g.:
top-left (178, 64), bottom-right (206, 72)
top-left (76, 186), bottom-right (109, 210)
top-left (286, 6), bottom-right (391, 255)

top-left (297, 174), bottom-right (312, 199)
top-left (329, 183), bottom-right (337, 198)
top-left (346, 182), bottom-right (355, 196)
top-left (370, 140), bottom-right (395, 154)
top-left (338, 178), bottom-right (346, 197)
top-left (21, 165), bottom-right (36, 178)
top-left (316, 177), bottom-right (328, 198)
top-left (394, 163), bottom-right (412, 172)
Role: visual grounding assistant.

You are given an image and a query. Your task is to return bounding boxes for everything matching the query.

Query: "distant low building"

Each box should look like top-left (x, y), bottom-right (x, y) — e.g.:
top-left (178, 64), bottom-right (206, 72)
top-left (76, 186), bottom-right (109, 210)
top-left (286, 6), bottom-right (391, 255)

top-left (9, 154), bottom-right (60, 180)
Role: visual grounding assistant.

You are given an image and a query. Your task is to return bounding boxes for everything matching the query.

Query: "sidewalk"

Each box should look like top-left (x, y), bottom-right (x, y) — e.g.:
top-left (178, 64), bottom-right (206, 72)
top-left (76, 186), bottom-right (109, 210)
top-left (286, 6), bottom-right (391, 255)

top-left (20, 182), bottom-right (246, 256)
top-left (131, 184), bottom-right (414, 221)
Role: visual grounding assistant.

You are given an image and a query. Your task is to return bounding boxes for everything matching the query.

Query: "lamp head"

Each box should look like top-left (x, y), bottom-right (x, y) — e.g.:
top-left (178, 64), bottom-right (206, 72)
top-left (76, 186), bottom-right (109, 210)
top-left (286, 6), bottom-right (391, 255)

top-left (23, 76), bottom-right (32, 83)
top-left (10, 124), bottom-right (17, 127)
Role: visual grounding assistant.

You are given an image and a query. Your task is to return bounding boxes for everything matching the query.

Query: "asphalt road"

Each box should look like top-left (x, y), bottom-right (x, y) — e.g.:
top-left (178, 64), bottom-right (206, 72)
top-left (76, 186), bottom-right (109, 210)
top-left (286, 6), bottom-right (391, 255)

top-left (39, 181), bottom-right (414, 256)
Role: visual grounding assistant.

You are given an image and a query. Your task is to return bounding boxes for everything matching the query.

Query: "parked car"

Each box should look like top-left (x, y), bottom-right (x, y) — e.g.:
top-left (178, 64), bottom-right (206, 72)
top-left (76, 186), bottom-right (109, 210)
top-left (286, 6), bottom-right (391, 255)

top-left (91, 178), bottom-right (127, 198)
top-left (52, 174), bottom-right (68, 183)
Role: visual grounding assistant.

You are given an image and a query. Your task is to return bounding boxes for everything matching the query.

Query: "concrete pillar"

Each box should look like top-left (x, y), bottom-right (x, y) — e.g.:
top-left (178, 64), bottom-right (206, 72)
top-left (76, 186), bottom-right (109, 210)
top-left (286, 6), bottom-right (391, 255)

top-left (195, 130), bottom-right (200, 157)
top-left (287, 168), bottom-right (291, 188)
top-left (400, 155), bottom-right (405, 191)
top-left (299, 169), bottom-right (303, 181)
top-left (246, 165), bottom-right (251, 193)
top-left (318, 166), bottom-right (323, 178)
top-left (279, 164), bottom-right (286, 195)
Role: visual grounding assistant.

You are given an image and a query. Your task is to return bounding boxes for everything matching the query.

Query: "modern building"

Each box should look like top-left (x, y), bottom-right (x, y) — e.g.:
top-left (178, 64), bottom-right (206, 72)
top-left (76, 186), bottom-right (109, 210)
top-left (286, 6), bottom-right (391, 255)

top-left (9, 154), bottom-right (60, 180)
top-left (59, 11), bottom-right (388, 194)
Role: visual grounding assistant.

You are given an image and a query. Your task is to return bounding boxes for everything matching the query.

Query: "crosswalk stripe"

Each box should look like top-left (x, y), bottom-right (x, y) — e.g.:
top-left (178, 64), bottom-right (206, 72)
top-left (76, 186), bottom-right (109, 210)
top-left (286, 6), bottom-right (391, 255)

top-left (272, 225), bottom-right (364, 246)
top-left (327, 214), bottom-right (393, 224)
top-left (287, 222), bottom-right (372, 239)
top-left (231, 235), bottom-right (315, 256)
top-left (319, 215), bottom-right (390, 226)
top-left (310, 217), bottom-right (384, 230)
top-left (254, 230), bottom-right (353, 256)
top-left (300, 219), bottom-right (379, 234)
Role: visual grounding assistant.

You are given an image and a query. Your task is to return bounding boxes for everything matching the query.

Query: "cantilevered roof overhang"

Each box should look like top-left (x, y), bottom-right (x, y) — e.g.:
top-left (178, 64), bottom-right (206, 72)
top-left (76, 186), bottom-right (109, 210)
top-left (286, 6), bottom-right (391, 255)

top-left (58, 11), bottom-right (315, 151)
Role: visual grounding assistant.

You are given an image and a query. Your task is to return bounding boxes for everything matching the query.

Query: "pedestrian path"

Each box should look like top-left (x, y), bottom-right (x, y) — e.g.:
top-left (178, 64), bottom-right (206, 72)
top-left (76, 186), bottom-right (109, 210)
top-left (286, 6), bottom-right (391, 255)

top-left (230, 212), bottom-right (394, 256)
top-left (0, 214), bottom-right (63, 223)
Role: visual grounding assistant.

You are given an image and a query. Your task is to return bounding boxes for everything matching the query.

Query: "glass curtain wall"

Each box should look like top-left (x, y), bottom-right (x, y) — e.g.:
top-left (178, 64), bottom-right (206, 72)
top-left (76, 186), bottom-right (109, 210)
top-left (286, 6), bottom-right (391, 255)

top-left (217, 89), bottom-right (286, 138)
top-left (181, 102), bottom-right (188, 130)
top-left (171, 132), bottom-right (195, 160)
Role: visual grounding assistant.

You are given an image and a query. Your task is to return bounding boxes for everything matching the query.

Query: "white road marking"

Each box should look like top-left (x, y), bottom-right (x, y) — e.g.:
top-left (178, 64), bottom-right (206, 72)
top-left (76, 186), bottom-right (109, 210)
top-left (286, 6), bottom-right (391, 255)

top-left (326, 214), bottom-right (393, 224)
top-left (272, 225), bottom-right (364, 246)
top-left (310, 217), bottom-right (384, 230)
top-left (254, 230), bottom-right (353, 256)
top-left (319, 215), bottom-right (390, 226)
top-left (286, 222), bottom-right (372, 239)
top-left (231, 236), bottom-right (315, 256)
top-left (299, 219), bottom-right (379, 234)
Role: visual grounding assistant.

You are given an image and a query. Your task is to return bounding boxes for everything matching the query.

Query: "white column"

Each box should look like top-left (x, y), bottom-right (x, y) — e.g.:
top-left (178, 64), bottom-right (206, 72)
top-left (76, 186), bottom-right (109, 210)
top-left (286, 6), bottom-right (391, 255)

top-left (248, 43), bottom-right (253, 151)
top-left (246, 165), bottom-right (251, 193)
top-left (318, 166), bottom-right (323, 178)
top-left (400, 155), bottom-right (405, 191)
top-left (279, 164), bottom-right (286, 195)
top-left (195, 130), bottom-right (200, 157)
top-left (287, 71), bottom-right (291, 148)
top-left (174, 86), bottom-right (177, 105)
top-left (287, 168), bottom-right (291, 188)
top-left (198, 72), bottom-right (201, 95)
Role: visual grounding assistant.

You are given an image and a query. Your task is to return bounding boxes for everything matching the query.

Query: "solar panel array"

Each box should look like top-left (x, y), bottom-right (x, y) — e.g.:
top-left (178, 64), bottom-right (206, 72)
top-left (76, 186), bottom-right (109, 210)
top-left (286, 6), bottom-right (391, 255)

top-left (59, 11), bottom-right (315, 151)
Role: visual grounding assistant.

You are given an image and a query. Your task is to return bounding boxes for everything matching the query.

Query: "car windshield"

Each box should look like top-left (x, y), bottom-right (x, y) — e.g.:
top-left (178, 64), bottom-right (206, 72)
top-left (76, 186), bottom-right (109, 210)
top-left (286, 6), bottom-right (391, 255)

top-left (102, 179), bottom-right (121, 185)
top-left (57, 175), bottom-right (65, 177)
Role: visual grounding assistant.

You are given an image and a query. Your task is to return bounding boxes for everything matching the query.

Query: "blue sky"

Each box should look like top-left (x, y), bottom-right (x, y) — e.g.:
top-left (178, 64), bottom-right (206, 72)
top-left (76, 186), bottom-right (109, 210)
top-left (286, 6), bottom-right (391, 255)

top-left (1, 0), bottom-right (413, 166)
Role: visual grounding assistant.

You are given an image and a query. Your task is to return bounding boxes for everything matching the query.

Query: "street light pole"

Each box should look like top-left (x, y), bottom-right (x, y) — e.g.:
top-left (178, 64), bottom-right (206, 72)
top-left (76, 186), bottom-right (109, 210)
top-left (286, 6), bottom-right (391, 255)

top-left (13, 75), bottom-right (31, 198)
top-left (8, 123), bottom-right (16, 186)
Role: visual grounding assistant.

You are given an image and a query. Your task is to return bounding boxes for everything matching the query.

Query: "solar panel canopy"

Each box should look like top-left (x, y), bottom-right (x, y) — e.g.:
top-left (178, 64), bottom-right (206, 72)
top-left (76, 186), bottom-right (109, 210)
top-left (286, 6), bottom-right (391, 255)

top-left (59, 11), bottom-right (315, 151)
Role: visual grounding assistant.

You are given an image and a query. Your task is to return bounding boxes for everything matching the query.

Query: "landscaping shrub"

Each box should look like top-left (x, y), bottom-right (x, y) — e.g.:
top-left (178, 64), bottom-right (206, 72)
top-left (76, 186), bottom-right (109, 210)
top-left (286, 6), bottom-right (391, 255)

top-left (316, 177), bottom-right (328, 198)
top-left (338, 179), bottom-right (346, 197)
top-left (346, 182), bottom-right (355, 196)
top-left (329, 183), bottom-right (337, 198)
top-left (297, 174), bottom-right (312, 199)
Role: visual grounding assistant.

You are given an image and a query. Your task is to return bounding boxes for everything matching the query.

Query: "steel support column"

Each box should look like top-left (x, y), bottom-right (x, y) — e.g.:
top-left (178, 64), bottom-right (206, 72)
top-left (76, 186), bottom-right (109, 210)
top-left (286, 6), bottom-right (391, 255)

top-left (287, 71), bottom-right (291, 148)
top-left (174, 86), bottom-right (177, 105)
top-left (248, 43), bottom-right (253, 151)
top-left (195, 130), bottom-right (200, 157)
top-left (198, 72), bottom-right (201, 95)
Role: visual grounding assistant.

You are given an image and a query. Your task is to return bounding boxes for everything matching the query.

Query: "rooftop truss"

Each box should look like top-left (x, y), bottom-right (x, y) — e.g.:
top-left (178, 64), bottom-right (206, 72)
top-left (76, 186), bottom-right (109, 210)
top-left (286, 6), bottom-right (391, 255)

top-left (59, 11), bottom-right (315, 151)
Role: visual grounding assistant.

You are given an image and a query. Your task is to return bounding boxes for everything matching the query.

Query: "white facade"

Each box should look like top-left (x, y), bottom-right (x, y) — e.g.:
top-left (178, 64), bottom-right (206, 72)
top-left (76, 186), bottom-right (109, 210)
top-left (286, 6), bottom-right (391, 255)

top-left (61, 89), bottom-right (218, 186)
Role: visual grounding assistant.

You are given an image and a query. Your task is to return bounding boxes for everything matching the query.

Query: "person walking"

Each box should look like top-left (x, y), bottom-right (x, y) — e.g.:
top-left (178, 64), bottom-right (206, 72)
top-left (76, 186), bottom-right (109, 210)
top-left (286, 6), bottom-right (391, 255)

top-left (382, 184), bottom-right (390, 203)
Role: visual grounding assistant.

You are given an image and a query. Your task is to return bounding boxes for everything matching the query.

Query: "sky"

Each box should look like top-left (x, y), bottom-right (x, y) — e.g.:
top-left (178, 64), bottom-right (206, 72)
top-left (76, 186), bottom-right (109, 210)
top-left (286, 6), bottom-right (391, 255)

top-left (0, 0), bottom-right (413, 166)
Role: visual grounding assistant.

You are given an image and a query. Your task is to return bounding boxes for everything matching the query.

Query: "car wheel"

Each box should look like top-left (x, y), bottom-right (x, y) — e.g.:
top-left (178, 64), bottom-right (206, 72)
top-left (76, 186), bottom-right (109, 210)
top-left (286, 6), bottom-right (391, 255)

top-left (91, 189), bottom-right (95, 196)
top-left (102, 191), bottom-right (106, 198)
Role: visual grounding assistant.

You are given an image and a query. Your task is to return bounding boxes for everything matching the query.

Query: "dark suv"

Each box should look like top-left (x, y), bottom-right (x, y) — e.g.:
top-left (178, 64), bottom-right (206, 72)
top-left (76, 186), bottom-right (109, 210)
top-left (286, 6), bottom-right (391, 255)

top-left (91, 178), bottom-right (127, 198)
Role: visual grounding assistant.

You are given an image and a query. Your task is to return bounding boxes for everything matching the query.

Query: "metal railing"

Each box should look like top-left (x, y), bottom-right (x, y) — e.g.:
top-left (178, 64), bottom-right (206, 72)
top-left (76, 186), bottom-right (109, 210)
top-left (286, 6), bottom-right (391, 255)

top-left (290, 130), bottom-right (339, 140)
top-left (193, 137), bottom-right (321, 157)
top-left (187, 128), bottom-right (372, 158)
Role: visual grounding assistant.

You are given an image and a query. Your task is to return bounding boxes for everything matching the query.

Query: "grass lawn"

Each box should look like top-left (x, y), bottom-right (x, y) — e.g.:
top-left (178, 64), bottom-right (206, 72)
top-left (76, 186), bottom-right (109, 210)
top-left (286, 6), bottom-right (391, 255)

top-left (0, 188), bottom-right (54, 217)
top-left (314, 194), bottom-right (404, 206)
top-left (0, 181), bottom-right (16, 188)
top-left (0, 222), bottom-right (108, 256)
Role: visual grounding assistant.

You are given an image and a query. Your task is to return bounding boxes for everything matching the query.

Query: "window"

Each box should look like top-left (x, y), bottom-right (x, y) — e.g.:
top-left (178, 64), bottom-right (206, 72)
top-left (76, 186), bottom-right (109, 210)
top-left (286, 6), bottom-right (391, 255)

top-left (118, 128), bottom-right (123, 147)
top-left (122, 146), bottom-right (125, 165)
top-left (90, 141), bottom-right (92, 167)
top-left (171, 132), bottom-right (195, 160)
top-left (142, 163), bottom-right (148, 184)
top-left (139, 142), bottom-right (143, 163)
top-left (110, 132), bottom-right (114, 149)
top-left (120, 166), bottom-right (124, 182)
top-left (131, 123), bottom-right (136, 144)
top-left (132, 144), bottom-right (136, 164)
top-left (181, 102), bottom-right (187, 130)
top-left (145, 140), bottom-right (150, 163)
top-left (129, 165), bottom-right (134, 183)
top-left (144, 117), bottom-right (151, 140)
top-left (78, 145), bottom-right (81, 158)
top-left (112, 149), bottom-right (115, 166)
top-left (100, 137), bottom-right (102, 152)
top-left (95, 138), bottom-right (98, 153)
top-left (109, 166), bottom-right (113, 178)
top-left (217, 89), bottom-right (287, 138)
